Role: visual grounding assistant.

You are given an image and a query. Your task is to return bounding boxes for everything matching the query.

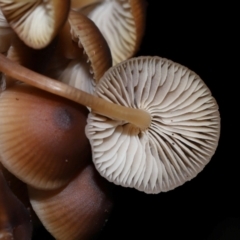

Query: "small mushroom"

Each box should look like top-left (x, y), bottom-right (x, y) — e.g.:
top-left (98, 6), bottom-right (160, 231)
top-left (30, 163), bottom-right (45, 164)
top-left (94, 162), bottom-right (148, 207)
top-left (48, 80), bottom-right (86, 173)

top-left (0, 54), bottom-right (220, 194)
top-left (75, 0), bottom-right (147, 65)
top-left (29, 164), bottom-right (113, 240)
top-left (0, 83), bottom-right (90, 190)
top-left (86, 56), bottom-right (220, 193)
top-left (0, 0), bottom-right (71, 49)
top-left (45, 10), bottom-right (112, 94)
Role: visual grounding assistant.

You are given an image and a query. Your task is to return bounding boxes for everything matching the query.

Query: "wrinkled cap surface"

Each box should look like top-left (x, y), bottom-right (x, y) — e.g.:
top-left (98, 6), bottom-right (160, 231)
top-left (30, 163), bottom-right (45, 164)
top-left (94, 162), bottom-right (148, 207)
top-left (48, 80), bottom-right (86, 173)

top-left (86, 56), bottom-right (220, 194)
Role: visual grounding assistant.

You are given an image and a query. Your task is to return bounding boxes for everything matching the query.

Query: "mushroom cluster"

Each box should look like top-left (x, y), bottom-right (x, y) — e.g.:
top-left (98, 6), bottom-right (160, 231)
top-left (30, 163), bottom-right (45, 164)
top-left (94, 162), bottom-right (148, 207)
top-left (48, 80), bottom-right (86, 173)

top-left (0, 0), bottom-right (220, 239)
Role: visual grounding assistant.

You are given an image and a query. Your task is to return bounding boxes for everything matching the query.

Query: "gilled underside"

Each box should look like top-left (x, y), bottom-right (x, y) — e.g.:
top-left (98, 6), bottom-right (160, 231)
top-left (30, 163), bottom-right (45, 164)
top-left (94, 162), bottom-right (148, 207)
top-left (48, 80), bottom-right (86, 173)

top-left (78, 0), bottom-right (144, 65)
top-left (86, 56), bottom-right (220, 194)
top-left (0, 0), bottom-right (70, 49)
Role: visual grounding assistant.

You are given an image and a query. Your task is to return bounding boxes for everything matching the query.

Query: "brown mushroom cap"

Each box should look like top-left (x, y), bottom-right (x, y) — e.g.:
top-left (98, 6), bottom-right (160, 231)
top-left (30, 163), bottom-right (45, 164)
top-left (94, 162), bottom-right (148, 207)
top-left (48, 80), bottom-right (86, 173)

top-left (29, 164), bottom-right (113, 240)
top-left (46, 10), bottom-right (112, 94)
top-left (85, 56), bottom-right (220, 194)
top-left (0, 84), bottom-right (91, 190)
top-left (0, 0), bottom-right (71, 49)
top-left (68, 10), bottom-right (112, 82)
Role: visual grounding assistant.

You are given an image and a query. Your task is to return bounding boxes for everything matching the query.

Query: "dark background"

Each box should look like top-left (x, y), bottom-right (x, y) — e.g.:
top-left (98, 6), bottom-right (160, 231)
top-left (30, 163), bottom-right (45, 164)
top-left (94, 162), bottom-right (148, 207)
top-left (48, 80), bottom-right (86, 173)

top-left (97, 1), bottom-right (237, 240)
top-left (34, 1), bottom-right (237, 239)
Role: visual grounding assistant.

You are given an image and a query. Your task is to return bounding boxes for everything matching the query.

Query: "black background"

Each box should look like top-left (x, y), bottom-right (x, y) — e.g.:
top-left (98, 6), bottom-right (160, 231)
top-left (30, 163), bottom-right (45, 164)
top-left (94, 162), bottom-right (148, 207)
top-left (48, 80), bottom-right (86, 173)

top-left (98, 1), bottom-right (238, 240)
top-left (34, 1), bottom-right (237, 239)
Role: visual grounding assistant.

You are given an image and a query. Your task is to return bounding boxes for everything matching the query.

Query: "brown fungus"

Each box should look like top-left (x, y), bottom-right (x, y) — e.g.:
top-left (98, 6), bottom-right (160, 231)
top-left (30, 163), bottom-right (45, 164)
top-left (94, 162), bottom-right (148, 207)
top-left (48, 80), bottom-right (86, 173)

top-left (0, 0), bottom-right (70, 49)
top-left (76, 0), bottom-right (147, 65)
top-left (45, 10), bottom-right (112, 94)
top-left (0, 84), bottom-right (91, 190)
top-left (29, 164), bottom-right (113, 240)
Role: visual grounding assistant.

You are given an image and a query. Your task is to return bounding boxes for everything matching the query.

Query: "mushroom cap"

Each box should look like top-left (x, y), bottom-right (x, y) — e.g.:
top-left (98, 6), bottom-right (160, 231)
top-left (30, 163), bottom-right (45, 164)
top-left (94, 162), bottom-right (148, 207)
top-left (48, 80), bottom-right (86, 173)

top-left (0, 84), bottom-right (91, 190)
top-left (45, 10), bottom-right (112, 94)
top-left (78, 0), bottom-right (146, 65)
top-left (29, 164), bottom-right (113, 240)
top-left (85, 56), bottom-right (220, 194)
top-left (68, 10), bottom-right (112, 82)
top-left (0, 0), bottom-right (70, 49)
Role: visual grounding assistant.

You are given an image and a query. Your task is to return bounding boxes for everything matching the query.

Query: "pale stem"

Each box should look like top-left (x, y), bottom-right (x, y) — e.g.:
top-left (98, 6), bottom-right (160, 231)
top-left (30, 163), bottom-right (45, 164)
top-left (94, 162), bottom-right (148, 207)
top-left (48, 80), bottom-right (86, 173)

top-left (0, 53), bottom-right (151, 130)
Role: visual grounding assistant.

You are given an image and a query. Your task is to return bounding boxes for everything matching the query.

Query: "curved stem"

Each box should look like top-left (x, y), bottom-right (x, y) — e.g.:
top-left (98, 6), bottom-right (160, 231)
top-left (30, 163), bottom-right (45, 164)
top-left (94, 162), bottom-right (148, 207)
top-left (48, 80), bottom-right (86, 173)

top-left (0, 53), bottom-right (151, 130)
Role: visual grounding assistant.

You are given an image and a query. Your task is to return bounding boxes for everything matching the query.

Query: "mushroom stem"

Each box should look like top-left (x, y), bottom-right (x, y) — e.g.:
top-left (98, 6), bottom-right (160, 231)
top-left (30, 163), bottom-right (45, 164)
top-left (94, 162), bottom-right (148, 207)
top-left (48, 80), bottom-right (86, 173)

top-left (0, 53), bottom-right (151, 130)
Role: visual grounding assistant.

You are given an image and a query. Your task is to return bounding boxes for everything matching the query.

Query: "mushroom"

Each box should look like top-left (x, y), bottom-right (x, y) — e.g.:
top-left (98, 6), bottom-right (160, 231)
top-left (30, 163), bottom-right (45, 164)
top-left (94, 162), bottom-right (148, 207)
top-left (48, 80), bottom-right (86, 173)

top-left (0, 169), bottom-right (32, 240)
top-left (28, 163), bottom-right (113, 240)
top-left (74, 0), bottom-right (147, 65)
top-left (45, 10), bottom-right (112, 94)
top-left (0, 83), bottom-right (91, 190)
top-left (0, 0), bottom-right (71, 49)
top-left (85, 56), bottom-right (220, 193)
top-left (0, 54), bottom-right (220, 194)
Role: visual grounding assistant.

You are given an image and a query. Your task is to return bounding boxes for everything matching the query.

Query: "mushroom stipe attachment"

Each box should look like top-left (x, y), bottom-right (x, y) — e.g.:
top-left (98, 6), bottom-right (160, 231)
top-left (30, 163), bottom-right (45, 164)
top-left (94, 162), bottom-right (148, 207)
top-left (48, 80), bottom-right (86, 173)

top-left (86, 57), bottom-right (220, 193)
top-left (0, 54), bottom-right (220, 194)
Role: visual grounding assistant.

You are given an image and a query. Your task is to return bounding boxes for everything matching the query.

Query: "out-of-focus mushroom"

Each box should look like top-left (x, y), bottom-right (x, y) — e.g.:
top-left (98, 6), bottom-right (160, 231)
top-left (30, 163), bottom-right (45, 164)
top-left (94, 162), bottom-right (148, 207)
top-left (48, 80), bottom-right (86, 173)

top-left (0, 170), bottom-right (32, 240)
top-left (75, 0), bottom-right (147, 65)
top-left (0, 0), bottom-right (71, 49)
top-left (0, 54), bottom-right (220, 194)
top-left (29, 164), bottom-right (113, 240)
top-left (0, 84), bottom-right (90, 190)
